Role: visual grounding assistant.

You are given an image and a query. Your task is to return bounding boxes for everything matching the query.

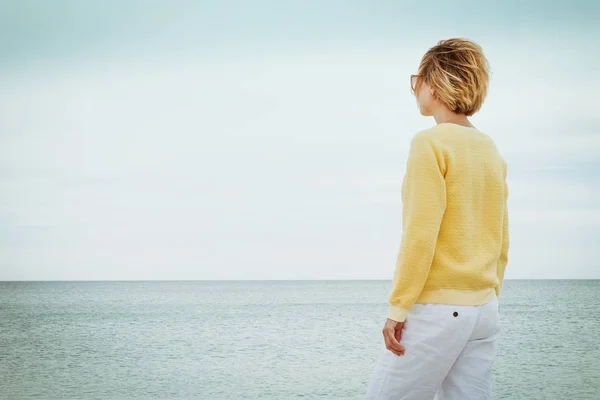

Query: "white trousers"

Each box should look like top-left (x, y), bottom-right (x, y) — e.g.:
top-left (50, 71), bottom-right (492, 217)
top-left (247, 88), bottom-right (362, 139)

top-left (365, 296), bottom-right (500, 400)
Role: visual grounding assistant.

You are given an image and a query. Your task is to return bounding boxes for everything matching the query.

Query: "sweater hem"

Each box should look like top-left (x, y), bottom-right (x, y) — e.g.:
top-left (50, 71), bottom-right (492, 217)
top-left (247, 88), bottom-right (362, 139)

top-left (416, 287), bottom-right (496, 306)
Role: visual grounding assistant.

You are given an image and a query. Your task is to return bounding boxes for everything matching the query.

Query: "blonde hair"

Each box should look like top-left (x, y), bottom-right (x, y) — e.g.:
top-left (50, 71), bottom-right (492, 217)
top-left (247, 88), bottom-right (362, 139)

top-left (416, 38), bottom-right (490, 116)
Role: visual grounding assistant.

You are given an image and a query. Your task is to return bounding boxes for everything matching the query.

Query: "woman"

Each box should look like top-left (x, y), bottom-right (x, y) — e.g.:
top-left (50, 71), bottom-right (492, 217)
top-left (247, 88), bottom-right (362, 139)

top-left (364, 38), bottom-right (509, 399)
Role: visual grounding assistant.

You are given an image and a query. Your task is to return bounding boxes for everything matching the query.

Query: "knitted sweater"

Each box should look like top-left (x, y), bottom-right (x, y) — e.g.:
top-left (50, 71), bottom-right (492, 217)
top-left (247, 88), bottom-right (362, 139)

top-left (388, 123), bottom-right (509, 322)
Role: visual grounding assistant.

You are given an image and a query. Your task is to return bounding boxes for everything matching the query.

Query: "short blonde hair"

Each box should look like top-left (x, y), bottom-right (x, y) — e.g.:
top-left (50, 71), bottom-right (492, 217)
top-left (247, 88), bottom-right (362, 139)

top-left (416, 38), bottom-right (489, 116)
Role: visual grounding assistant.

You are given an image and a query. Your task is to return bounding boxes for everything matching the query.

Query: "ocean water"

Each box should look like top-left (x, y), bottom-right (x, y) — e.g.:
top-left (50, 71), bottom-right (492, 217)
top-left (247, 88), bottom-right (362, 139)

top-left (1, 280), bottom-right (599, 400)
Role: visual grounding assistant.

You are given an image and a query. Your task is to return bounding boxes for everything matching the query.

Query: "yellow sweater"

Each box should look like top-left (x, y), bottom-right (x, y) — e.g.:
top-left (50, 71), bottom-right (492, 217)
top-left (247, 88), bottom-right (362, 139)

top-left (388, 123), bottom-right (509, 322)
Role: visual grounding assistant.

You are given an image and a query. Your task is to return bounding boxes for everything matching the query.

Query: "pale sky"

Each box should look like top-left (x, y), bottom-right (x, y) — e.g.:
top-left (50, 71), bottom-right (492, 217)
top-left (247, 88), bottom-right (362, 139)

top-left (1, 0), bottom-right (599, 280)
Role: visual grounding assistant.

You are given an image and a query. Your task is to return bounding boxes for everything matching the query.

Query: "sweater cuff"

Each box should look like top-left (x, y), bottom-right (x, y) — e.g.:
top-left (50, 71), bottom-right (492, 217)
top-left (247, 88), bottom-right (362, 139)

top-left (388, 305), bottom-right (409, 322)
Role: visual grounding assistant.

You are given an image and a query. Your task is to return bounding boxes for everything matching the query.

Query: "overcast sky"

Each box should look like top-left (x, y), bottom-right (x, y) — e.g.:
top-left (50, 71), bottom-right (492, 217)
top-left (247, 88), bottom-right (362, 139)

top-left (1, 0), bottom-right (599, 280)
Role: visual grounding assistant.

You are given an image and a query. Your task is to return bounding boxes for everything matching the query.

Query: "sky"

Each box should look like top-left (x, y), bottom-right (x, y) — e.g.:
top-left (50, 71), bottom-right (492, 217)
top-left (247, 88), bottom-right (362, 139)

top-left (1, 0), bottom-right (599, 280)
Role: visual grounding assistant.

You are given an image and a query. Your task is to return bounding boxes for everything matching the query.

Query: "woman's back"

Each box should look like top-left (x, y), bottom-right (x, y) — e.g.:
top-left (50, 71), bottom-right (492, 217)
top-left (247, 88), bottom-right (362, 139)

top-left (425, 123), bottom-right (508, 290)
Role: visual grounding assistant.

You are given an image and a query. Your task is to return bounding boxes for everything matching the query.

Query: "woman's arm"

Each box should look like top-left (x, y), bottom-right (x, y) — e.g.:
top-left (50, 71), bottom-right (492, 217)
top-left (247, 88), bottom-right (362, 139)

top-left (387, 133), bottom-right (447, 322)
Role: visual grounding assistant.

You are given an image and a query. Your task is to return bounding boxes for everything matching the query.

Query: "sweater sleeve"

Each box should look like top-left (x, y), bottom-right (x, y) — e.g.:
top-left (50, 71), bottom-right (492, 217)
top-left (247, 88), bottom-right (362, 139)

top-left (495, 162), bottom-right (509, 297)
top-left (387, 134), bottom-right (447, 322)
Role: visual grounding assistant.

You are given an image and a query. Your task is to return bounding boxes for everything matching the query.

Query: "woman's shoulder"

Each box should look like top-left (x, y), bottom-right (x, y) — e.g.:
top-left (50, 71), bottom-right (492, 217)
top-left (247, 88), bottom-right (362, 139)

top-left (416, 123), bottom-right (497, 145)
top-left (412, 124), bottom-right (503, 160)
top-left (411, 125), bottom-right (444, 142)
top-left (410, 124), bottom-right (459, 147)
top-left (413, 123), bottom-right (468, 139)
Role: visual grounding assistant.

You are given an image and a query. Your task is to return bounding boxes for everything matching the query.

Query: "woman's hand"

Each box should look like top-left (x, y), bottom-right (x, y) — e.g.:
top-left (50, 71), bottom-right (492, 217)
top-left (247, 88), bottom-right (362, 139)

top-left (382, 318), bottom-right (405, 356)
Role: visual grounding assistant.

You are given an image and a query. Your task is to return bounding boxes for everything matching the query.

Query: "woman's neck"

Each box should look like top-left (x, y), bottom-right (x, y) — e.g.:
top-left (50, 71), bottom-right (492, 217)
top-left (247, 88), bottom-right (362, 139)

top-left (433, 110), bottom-right (473, 128)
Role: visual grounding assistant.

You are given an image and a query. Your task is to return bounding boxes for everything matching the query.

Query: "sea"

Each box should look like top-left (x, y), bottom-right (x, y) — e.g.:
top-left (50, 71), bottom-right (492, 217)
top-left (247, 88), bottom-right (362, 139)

top-left (1, 280), bottom-right (599, 400)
